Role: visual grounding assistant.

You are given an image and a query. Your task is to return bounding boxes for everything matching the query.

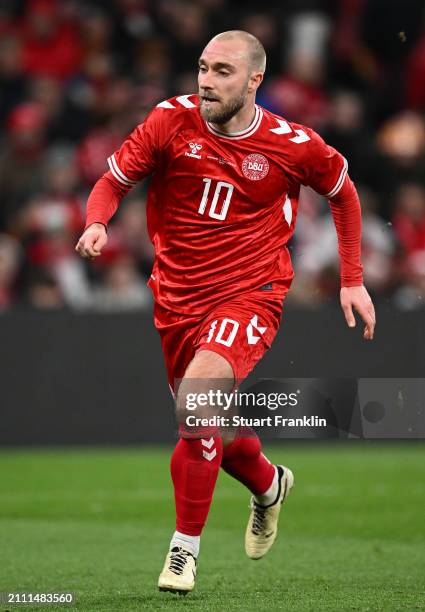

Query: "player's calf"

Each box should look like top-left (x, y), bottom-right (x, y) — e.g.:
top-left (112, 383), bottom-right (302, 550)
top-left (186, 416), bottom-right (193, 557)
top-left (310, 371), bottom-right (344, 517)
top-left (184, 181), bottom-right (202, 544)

top-left (159, 350), bottom-right (234, 594)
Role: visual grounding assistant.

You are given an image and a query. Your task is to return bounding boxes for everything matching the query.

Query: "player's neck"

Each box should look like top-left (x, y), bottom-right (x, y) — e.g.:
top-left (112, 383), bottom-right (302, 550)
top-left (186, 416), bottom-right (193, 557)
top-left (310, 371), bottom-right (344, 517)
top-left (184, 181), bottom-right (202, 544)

top-left (211, 102), bottom-right (257, 135)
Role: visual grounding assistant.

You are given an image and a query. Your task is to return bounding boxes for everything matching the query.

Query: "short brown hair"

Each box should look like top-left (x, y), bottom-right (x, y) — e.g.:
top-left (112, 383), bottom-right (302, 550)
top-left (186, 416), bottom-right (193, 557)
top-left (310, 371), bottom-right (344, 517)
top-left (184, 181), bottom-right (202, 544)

top-left (211, 30), bottom-right (266, 73)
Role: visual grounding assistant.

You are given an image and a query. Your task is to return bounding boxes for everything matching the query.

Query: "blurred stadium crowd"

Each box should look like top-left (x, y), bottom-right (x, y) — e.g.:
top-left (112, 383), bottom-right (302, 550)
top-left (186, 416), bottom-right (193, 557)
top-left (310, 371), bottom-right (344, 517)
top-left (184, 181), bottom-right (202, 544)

top-left (1, 0), bottom-right (425, 312)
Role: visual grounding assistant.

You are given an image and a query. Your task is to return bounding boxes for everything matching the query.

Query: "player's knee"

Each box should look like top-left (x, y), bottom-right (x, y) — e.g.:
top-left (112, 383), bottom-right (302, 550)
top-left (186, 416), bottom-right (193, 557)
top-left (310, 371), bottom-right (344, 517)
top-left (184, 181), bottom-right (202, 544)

top-left (175, 380), bottom-right (229, 440)
top-left (176, 396), bottom-right (220, 440)
top-left (175, 385), bottom-right (218, 425)
top-left (174, 351), bottom-right (235, 440)
top-left (176, 363), bottom-right (233, 418)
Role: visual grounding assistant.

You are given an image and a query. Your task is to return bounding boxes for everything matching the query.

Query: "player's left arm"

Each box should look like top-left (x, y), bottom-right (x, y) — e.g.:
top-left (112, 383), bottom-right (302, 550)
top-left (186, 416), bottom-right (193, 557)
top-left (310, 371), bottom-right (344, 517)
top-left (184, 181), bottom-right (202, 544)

top-left (302, 129), bottom-right (376, 340)
top-left (329, 176), bottom-right (375, 340)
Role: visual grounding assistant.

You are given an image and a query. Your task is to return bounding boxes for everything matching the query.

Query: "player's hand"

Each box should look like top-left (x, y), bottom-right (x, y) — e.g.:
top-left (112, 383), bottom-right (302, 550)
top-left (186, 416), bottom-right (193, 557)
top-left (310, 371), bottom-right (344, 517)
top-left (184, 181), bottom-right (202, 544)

top-left (340, 285), bottom-right (376, 341)
top-left (75, 223), bottom-right (107, 259)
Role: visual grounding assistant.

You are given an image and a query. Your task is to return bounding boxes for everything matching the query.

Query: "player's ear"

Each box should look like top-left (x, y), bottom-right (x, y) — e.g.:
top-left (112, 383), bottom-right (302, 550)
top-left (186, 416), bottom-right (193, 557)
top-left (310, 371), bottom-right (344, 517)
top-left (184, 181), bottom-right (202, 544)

top-left (248, 71), bottom-right (264, 93)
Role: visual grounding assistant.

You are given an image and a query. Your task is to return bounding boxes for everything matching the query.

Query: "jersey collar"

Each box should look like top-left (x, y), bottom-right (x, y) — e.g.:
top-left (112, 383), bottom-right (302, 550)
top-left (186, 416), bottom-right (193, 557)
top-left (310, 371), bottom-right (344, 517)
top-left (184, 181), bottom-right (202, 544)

top-left (205, 105), bottom-right (263, 140)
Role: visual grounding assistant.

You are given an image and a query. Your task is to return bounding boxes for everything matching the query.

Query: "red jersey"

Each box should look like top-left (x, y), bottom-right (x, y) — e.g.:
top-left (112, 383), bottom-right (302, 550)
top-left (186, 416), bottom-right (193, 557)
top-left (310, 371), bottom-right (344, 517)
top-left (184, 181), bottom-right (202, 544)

top-left (89, 94), bottom-right (359, 315)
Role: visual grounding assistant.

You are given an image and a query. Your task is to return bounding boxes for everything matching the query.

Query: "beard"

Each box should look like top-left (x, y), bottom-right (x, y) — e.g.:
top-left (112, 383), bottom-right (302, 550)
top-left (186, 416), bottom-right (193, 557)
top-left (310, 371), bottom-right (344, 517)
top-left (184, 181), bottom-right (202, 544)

top-left (199, 86), bottom-right (248, 124)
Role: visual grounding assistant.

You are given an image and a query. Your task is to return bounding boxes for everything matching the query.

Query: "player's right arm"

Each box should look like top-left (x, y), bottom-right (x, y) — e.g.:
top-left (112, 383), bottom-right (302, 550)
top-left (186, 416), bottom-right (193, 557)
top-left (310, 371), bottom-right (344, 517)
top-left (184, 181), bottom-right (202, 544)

top-left (75, 106), bottom-right (162, 258)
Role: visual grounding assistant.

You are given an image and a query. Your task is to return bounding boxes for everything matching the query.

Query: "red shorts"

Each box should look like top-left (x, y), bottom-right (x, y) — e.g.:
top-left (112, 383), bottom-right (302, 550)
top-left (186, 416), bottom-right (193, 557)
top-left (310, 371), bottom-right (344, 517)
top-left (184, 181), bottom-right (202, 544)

top-left (153, 280), bottom-right (291, 391)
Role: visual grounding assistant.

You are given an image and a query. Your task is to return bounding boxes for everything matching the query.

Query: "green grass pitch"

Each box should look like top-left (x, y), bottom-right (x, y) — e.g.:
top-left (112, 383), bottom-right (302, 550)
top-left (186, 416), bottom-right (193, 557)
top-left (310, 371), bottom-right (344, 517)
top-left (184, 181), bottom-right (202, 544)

top-left (1, 444), bottom-right (425, 611)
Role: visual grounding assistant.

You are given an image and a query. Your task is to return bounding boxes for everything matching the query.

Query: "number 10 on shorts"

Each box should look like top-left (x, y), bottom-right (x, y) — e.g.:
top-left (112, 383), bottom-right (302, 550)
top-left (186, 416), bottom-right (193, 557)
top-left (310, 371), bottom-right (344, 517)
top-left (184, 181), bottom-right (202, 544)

top-left (206, 319), bottom-right (239, 347)
top-left (206, 315), bottom-right (268, 347)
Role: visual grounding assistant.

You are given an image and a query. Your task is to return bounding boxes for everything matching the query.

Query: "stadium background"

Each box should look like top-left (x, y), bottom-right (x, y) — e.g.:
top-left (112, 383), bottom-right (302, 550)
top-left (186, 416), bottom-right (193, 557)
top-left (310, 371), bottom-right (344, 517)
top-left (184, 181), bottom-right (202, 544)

top-left (1, 0), bottom-right (425, 317)
top-left (0, 2), bottom-right (424, 610)
top-left (0, 0), bottom-right (424, 442)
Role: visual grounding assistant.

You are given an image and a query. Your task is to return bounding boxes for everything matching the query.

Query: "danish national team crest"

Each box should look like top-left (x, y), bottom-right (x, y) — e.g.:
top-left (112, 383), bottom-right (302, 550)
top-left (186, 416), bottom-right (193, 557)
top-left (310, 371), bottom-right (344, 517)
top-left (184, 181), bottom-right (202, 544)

top-left (242, 153), bottom-right (269, 181)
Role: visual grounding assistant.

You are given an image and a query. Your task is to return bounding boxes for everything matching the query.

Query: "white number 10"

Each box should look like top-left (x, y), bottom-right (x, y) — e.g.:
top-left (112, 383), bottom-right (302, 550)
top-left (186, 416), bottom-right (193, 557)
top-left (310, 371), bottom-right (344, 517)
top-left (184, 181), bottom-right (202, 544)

top-left (198, 178), bottom-right (234, 220)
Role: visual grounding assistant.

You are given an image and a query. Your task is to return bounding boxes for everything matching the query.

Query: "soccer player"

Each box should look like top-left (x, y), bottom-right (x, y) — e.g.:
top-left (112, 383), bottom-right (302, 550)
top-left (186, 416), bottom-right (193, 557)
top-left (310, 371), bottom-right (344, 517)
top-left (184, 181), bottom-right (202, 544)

top-left (75, 30), bottom-right (376, 594)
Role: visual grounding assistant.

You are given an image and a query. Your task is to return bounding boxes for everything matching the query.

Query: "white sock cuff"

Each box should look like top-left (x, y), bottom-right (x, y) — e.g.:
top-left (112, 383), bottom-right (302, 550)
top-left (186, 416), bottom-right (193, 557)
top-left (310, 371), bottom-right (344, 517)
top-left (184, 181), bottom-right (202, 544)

top-left (170, 531), bottom-right (200, 558)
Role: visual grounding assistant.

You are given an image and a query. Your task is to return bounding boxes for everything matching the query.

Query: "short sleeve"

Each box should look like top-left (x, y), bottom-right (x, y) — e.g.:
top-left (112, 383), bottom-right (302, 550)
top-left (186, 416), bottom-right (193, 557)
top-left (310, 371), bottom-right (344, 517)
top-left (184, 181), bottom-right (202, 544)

top-left (107, 107), bottom-right (162, 187)
top-left (301, 128), bottom-right (348, 198)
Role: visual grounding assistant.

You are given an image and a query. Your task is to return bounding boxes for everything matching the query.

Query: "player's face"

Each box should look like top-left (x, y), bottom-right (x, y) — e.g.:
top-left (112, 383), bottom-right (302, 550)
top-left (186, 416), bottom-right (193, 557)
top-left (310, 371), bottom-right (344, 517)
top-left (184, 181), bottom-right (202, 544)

top-left (198, 39), bottom-right (253, 124)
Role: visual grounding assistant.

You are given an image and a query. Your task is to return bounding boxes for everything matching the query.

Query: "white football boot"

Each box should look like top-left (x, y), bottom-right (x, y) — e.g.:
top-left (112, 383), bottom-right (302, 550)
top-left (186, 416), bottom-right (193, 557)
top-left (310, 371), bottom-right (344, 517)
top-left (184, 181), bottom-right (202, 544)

top-left (245, 465), bottom-right (294, 560)
top-left (158, 546), bottom-right (197, 594)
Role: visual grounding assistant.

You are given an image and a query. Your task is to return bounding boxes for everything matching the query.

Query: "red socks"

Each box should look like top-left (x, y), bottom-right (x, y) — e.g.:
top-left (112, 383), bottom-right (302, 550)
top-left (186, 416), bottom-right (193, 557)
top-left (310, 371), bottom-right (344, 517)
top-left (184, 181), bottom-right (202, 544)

top-left (221, 429), bottom-right (275, 495)
top-left (170, 436), bottom-right (223, 536)
top-left (170, 429), bottom-right (273, 537)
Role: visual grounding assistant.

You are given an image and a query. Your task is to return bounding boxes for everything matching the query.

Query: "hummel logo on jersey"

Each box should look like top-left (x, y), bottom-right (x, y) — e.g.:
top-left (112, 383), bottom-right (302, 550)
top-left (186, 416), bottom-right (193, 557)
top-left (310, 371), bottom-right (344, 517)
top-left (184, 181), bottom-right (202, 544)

top-left (185, 142), bottom-right (202, 159)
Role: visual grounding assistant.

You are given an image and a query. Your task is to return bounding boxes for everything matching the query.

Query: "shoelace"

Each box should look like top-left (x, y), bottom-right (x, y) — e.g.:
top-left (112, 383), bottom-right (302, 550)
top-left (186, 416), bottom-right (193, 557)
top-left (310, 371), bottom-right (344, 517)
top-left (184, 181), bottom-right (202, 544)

top-left (251, 503), bottom-right (267, 535)
top-left (169, 548), bottom-right (191, 576)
